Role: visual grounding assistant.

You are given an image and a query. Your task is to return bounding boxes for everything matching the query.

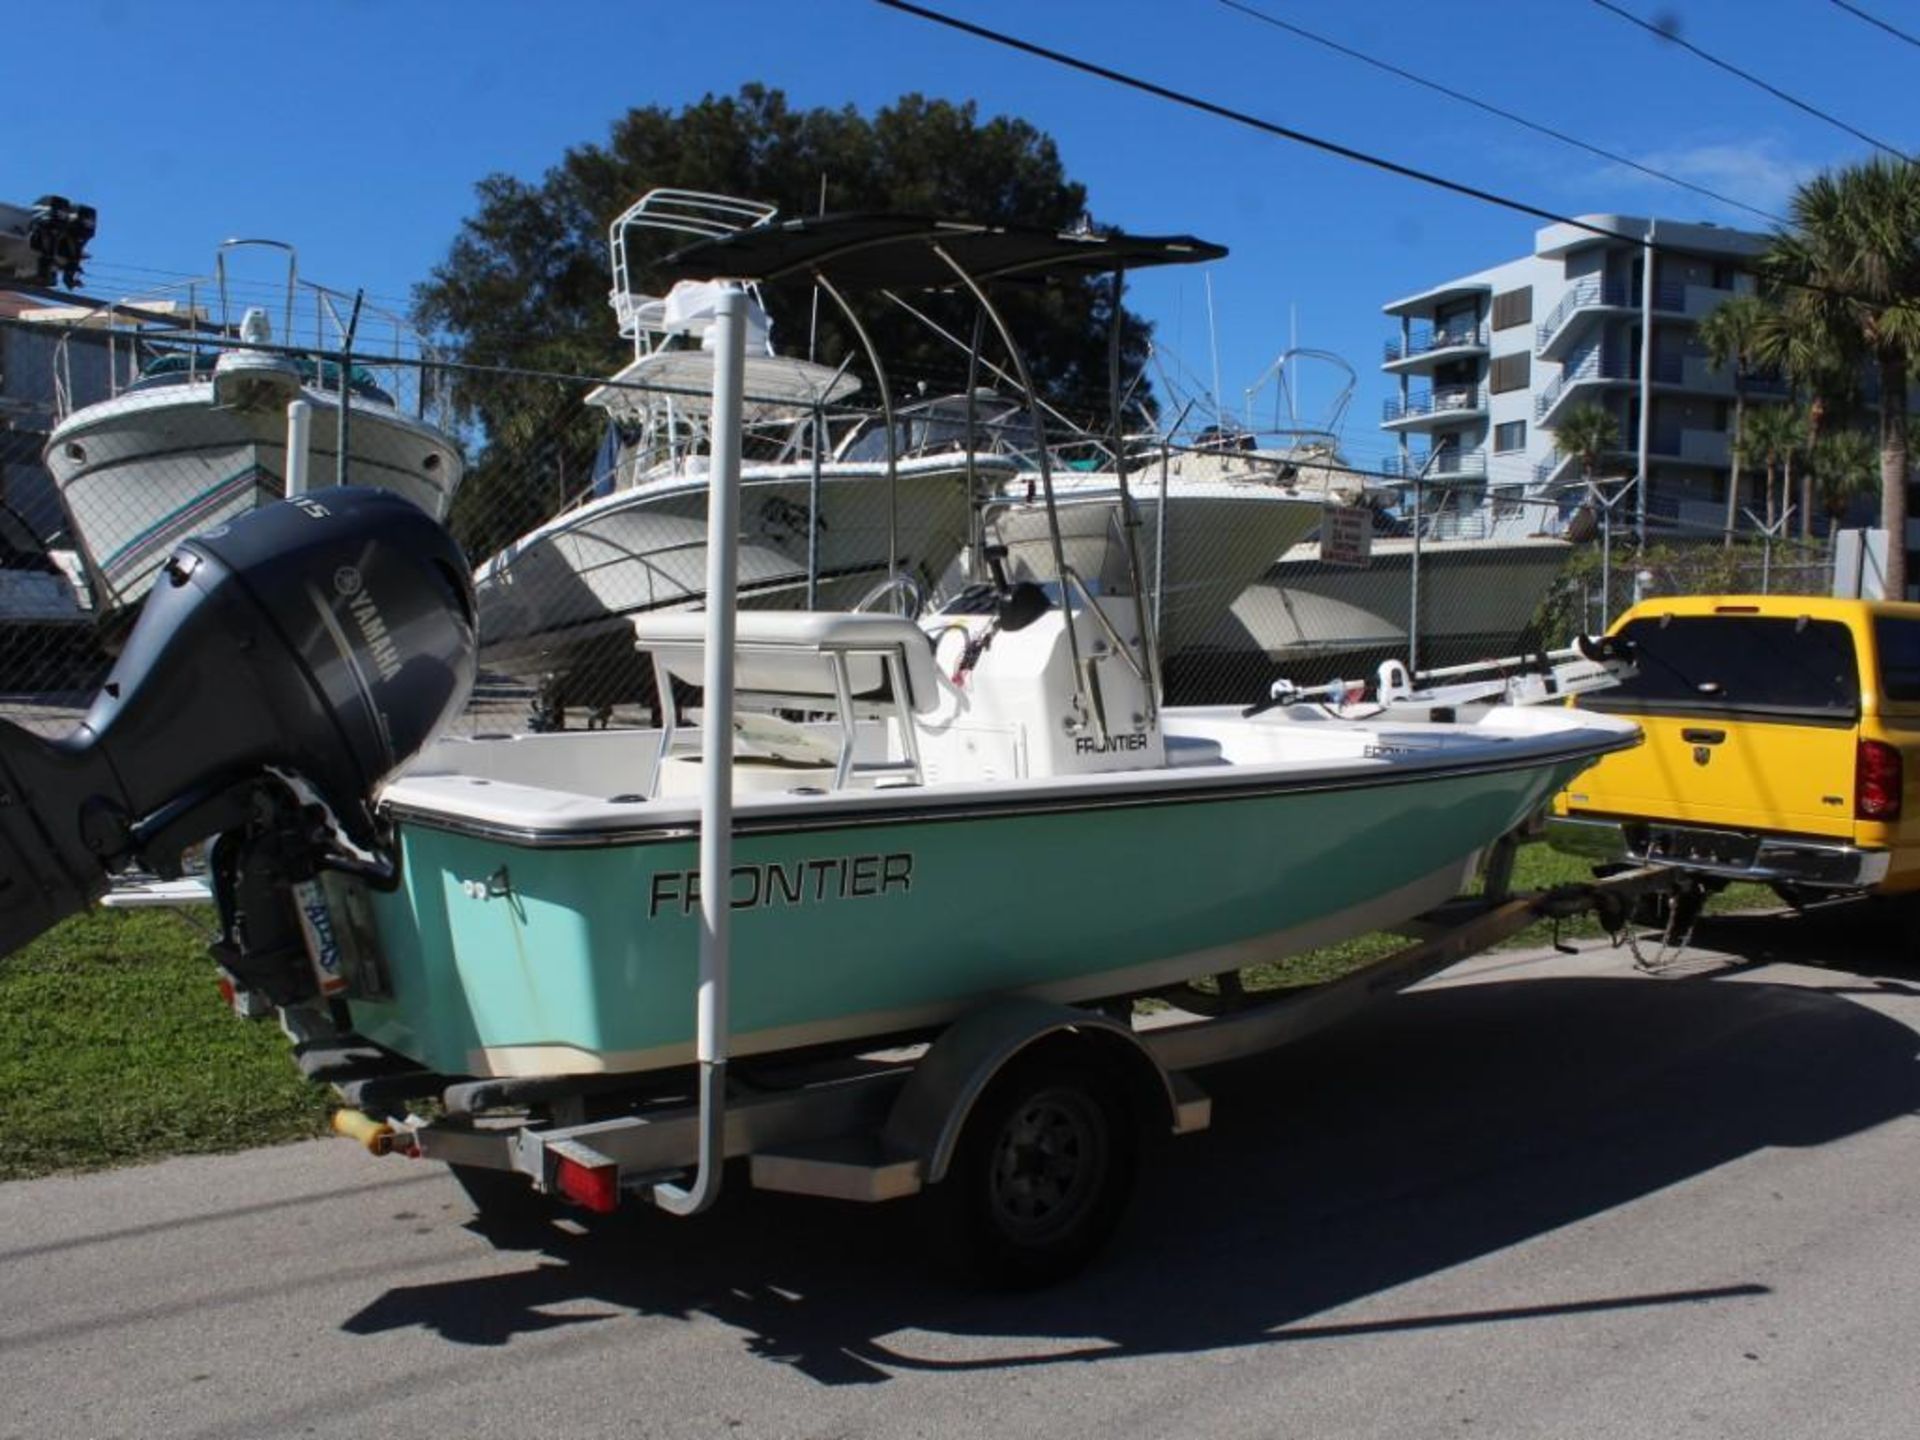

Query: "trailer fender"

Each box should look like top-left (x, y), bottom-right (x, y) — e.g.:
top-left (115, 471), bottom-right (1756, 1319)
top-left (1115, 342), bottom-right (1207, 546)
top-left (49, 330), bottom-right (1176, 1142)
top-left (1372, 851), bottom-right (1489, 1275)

top-left (883, 996), bottom-right (1204, 1188)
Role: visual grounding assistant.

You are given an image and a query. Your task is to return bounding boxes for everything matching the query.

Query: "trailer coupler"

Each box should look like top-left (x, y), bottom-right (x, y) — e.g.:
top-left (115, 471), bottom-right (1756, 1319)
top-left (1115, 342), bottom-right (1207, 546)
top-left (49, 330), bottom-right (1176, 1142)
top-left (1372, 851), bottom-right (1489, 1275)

top-left (331, 1108), bottom-right (414, 1157)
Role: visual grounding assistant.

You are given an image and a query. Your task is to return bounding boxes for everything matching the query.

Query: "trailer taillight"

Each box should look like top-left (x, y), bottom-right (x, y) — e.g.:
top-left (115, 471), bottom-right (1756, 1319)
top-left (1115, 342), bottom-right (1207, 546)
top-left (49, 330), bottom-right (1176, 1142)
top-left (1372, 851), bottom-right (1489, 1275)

top-left (552, 1150), bottom-right (621, 1214)
top-left (1857, 739), bottom-right (1903, 821)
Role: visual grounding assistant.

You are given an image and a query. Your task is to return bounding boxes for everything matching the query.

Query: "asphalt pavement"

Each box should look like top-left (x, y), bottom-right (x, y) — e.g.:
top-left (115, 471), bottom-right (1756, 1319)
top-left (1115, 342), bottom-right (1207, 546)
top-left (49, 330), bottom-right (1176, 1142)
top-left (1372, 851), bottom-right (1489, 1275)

top-left (4, 902), bottom-right (1919, 1440)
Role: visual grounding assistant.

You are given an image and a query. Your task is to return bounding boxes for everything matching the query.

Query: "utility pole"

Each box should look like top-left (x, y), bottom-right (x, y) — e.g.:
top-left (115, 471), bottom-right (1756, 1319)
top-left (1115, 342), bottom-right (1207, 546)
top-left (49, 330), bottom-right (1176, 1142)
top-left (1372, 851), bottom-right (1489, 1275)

top-left (1636, 219), bottom-right (1655, 546)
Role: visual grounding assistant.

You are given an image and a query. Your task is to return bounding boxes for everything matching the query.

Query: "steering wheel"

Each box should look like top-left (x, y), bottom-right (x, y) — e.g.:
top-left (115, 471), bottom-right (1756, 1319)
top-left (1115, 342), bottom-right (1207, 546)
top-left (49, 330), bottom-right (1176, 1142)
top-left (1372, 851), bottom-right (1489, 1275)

top-left (852, 572), bottom-right (926, 620)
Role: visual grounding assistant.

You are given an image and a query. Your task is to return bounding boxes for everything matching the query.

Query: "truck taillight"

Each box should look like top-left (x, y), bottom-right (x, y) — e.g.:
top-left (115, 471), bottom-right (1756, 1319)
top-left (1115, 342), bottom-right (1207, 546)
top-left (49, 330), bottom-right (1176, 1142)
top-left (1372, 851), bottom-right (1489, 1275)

top-left (1857, 739), bottom-right (1903, 821)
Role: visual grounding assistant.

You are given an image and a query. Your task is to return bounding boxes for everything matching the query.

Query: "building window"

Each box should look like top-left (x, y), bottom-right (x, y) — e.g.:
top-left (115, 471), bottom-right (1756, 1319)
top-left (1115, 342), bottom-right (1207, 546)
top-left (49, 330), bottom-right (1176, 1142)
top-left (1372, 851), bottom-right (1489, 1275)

top-left (1491, 287), bottom-right (1532, 330)
top-left (1489, 351), bottom-right (1530, 394)
top-left (1494, 420), bottom-right (1526, 452)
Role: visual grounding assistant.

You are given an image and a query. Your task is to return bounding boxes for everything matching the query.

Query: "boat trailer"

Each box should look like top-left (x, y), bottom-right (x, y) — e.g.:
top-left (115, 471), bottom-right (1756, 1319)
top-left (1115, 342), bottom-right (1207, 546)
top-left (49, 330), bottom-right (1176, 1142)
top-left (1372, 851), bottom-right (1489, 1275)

top-left (310, 851), bottom-right (1689, 1286)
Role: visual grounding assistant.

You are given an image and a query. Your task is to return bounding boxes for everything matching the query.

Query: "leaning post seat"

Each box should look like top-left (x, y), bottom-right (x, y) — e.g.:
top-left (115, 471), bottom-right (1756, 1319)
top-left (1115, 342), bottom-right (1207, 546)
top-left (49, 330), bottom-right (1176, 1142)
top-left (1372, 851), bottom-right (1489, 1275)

top-left (632, 611), bottom-right (941, 793)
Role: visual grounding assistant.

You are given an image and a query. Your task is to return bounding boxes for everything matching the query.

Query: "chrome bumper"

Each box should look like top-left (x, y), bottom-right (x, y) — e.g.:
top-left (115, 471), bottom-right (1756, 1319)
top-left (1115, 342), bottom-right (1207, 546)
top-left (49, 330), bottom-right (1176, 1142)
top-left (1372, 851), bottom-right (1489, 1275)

top-left (1545, 815), bottom-right (1890, 890)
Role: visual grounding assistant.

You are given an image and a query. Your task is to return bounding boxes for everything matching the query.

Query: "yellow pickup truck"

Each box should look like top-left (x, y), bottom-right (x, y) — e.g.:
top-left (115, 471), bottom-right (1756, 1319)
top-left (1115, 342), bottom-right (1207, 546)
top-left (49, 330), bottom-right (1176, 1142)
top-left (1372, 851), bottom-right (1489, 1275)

top-left (1551, 594), bottom-right (1920, 900)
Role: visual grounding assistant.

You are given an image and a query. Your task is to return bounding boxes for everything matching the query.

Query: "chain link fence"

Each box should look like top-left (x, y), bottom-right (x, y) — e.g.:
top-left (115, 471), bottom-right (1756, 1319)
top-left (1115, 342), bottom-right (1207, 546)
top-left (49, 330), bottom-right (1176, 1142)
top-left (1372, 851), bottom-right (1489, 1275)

top-left (0, 317), bottom-right (1849, 739)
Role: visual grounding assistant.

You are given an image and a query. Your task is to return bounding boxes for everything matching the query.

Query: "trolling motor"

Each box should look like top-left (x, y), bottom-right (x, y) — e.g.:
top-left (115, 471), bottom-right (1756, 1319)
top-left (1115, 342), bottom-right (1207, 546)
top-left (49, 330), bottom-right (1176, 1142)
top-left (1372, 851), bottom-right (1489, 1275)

top-left (0, 488), bottom-right (475, 961)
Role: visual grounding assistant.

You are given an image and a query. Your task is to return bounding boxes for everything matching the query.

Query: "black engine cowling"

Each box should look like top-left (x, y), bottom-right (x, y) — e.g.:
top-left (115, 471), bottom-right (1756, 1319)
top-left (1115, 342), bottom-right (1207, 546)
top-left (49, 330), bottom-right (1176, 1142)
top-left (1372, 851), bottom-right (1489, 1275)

top-left (0, 487), bottom-right (474, 957)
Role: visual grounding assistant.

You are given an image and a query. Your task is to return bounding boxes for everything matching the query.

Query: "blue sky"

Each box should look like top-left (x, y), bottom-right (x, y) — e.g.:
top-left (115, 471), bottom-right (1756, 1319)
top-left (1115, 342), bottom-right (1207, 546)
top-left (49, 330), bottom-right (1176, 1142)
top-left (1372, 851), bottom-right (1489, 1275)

top-left (4, 0), bottom-right (1908, 465)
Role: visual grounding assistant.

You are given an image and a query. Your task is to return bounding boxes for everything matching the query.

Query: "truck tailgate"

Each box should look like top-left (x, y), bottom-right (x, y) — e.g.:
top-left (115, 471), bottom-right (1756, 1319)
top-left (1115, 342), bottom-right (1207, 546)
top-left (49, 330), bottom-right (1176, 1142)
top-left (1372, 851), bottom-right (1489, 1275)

top-left (1562, 611), bottom-right (1864, 841)
top-left (1561, 710), bottom-right (1857, 838)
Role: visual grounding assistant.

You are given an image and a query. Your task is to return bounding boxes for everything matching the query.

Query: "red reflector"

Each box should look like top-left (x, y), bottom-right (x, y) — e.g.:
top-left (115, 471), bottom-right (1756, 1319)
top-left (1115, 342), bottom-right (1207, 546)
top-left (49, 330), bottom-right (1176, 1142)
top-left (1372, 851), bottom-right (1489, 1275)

top-left (553, 1153), bottom-right (621, 1214)
top-left (1857, 739), bottom-right (1903, 821)
top-left (216, 976), bottom-right (237, 1009)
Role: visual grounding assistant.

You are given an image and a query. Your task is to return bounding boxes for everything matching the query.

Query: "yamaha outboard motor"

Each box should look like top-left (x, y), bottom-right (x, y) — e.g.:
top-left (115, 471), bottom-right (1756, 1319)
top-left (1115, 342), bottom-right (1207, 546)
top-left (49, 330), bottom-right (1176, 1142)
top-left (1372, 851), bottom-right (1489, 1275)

top-left (0, 488), bottom-right (474, 960)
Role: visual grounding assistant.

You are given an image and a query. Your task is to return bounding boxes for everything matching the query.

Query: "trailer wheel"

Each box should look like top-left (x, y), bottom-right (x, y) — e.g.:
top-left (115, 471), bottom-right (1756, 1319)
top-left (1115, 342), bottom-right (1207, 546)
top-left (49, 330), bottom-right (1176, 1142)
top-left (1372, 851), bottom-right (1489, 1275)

top-left (933, 1052), bottom-right (1139, 1288)
top-left (448, 1163), bottom-right (552, 1237)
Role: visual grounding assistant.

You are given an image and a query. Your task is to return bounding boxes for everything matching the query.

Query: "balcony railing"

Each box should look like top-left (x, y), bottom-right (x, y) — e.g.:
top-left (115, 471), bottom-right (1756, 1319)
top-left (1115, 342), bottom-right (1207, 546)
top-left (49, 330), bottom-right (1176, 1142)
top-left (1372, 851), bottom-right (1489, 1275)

top-left (1383, 320), bottom-right (1489, 364)
top-left (1535, 274), bottom-right (1688, 354)
top-left (1382, 384), bottom-right (1488, 423)
top-left (1536, 347), bottom-right (1692, 421)
top-left (1382, 449), bottom-right (1489, 480)
top-left (1535, 276), bottom-right (1629, 353)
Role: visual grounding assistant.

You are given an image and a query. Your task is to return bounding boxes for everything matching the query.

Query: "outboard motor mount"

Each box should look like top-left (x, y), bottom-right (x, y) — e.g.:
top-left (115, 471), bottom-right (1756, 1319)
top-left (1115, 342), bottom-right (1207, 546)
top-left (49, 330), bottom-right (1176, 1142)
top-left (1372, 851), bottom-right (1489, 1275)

top-left (0, 487), bottom-right (475, 959)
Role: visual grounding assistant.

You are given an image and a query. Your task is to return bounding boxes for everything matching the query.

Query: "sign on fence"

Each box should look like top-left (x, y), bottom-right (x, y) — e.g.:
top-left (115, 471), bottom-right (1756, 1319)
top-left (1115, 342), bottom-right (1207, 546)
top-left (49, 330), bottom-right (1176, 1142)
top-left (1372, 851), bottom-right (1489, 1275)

top-left (1319, 504), bottom-right (1372, 568)
top-left (1833, 528), bottom-right (1887, 601)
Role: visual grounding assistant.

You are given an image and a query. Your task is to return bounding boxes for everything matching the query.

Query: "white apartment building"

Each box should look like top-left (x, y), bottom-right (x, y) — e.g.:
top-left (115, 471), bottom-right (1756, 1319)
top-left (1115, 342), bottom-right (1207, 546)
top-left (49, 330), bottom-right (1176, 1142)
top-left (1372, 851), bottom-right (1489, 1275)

top-left (1381, 215), bottom-right (1774, 539)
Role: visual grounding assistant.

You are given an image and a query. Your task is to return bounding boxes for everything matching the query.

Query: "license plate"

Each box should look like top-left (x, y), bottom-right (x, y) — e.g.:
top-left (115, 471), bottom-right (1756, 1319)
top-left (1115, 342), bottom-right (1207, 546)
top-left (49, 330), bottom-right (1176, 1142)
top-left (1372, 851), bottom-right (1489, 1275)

top-left (1640, 824), bottom-right (1760, 869)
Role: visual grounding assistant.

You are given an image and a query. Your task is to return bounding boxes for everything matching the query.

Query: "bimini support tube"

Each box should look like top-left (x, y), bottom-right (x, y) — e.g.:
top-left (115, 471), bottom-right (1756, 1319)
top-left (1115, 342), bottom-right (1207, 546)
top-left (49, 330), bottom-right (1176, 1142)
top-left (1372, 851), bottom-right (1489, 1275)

top-left (810, 273), bottom-right (900, 590)
top-left (653, 285), bottom-right (748, 1218)
top-left (930, 243), bottom-right (1096, 739)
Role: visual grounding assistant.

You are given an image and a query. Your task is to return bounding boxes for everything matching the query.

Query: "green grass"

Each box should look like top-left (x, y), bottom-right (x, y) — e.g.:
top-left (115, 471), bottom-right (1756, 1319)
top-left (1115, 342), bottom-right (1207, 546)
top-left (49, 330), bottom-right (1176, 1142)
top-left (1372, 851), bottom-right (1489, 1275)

top-left (0, 907), bottom-right (330, 1181)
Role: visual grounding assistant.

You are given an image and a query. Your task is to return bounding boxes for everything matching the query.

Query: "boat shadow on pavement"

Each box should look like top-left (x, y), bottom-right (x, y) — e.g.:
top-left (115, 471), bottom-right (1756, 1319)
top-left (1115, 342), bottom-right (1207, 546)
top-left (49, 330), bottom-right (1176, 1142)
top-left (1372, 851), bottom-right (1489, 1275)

top-left (342, 912), bottom-right (1920, 1384)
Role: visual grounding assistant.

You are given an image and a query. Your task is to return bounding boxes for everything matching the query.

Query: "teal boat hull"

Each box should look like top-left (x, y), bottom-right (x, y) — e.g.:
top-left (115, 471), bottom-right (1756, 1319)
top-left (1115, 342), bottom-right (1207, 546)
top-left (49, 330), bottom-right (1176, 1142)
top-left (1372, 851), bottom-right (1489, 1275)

top-left (346, 747), bottom-right (1600, 1078)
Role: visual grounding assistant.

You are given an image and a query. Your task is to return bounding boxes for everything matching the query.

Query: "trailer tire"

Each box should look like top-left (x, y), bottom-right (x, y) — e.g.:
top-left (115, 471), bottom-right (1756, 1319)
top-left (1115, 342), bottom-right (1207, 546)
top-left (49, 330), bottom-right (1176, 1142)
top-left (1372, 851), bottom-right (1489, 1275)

top-left (931, 1050), bottom-right (1139, 1289)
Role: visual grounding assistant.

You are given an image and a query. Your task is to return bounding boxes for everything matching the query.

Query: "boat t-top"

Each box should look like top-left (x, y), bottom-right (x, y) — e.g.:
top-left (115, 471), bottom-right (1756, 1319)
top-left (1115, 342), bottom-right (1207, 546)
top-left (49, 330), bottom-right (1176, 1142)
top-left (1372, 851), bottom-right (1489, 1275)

top-left (473, 190), bottom-right (1037, 724)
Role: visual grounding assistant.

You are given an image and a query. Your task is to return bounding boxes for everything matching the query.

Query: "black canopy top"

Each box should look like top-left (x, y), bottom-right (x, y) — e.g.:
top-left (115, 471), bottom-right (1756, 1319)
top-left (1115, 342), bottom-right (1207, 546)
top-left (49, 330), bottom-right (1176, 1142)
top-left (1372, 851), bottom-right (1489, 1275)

top-left (655, 213), bottom-right (1227, 291)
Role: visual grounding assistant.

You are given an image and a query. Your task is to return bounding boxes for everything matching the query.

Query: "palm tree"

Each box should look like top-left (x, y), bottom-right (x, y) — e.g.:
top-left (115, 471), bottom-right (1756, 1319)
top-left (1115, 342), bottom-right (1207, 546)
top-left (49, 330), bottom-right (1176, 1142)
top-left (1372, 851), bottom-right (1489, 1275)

top-left (1813, 426), bottom-right (1878, 527)
top-left (1752, 297), bottom-right (1857, 541)
top-left (1555, 405), bottom-right (1624, 621)
top-left (1764, 158), bottom-right (1920, 596)
top-left (1699, 293), bottom-right (1769, 546)
top-left (1739, 403), bottom-right (1805, 531)
top-left (1556, 404), bottom-right (1620, 487)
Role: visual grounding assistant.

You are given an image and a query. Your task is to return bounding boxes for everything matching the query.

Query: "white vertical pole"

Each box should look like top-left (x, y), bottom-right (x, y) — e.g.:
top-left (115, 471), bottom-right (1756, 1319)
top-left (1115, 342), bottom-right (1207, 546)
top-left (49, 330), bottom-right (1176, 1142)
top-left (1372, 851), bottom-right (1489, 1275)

top-left (1637, 221), bottom-right (1655, 545)
top-left (653, 285), bottom-right (746, 1218)
top-left (285, 399), bottom-right (311, 497)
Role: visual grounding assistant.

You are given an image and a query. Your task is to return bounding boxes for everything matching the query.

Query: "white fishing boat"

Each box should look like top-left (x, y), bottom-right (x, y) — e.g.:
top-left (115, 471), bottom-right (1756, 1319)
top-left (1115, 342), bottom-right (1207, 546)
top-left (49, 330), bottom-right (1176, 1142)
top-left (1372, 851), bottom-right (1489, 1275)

top-left (1225, 528), bottom-right (1578, 680)
top-left (972, 465), bottom-right (1325, 664)
top-left (328, 215), bottom-right (1634, 1074)
top-left (1154, 349), bottom-right (1576, 694)
top-left (824, 385), bottom-right (1325, 669)
top-left (472, 192), bottom-right (1020, 720)
top-left (41, 240), bottom-right (462, 618)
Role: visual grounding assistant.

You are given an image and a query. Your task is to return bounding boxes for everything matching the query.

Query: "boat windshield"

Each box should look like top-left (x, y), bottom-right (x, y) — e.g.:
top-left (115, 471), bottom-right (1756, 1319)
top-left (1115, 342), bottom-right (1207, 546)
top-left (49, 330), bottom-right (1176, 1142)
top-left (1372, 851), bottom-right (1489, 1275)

top-left (126, 350), bottom-right (397, 405)
top-left (837, 393), bottom-right (1038, 464)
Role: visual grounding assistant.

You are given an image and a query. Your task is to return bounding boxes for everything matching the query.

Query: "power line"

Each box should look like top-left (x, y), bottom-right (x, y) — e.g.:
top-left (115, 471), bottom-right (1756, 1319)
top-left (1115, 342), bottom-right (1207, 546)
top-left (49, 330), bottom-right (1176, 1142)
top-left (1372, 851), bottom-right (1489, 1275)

top-left (873, 0), bottom-right (1644, 245)
top-left (1828, 0), bottom-right (1920, 52)
top-left (1215, 0), bottom-right (1784, 225)
top-left (872, 1), bottom-right (1903, 317)
top-left (1590, 0), bottom-right (1914, 163)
